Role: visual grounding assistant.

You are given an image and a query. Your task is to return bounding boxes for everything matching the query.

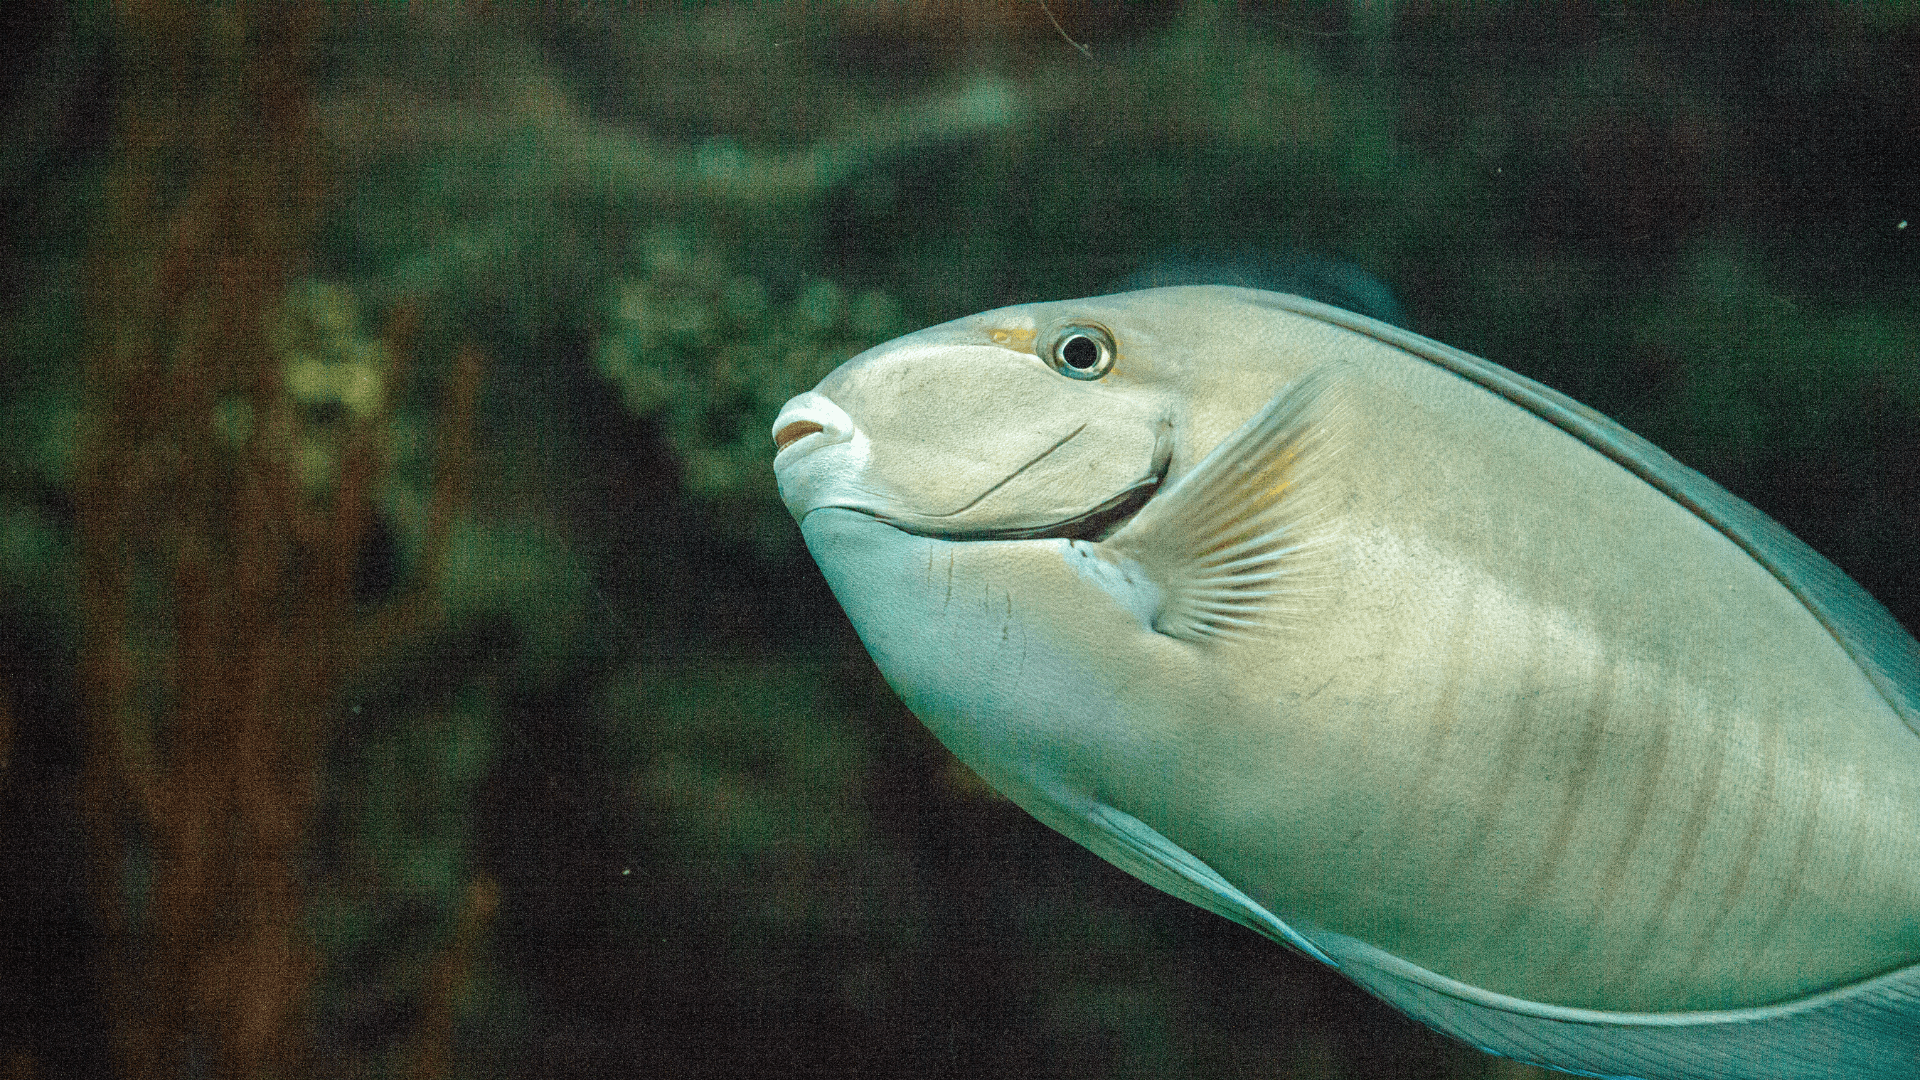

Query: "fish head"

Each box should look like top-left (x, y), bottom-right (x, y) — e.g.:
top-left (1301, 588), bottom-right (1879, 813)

top-left (771, 287), bottom-right (1285, 540)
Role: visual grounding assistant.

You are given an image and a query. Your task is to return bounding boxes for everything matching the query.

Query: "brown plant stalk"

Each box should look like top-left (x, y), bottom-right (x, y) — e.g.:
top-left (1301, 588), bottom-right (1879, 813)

top-left (74, 4), bottom-right (491, 1078)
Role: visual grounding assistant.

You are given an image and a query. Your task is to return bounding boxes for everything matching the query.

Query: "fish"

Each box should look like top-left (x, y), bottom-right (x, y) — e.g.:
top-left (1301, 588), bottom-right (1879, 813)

top-left (1111, 248), bottom-right (1409, 328)
top-left (768, 285), bottom-right (1920, 1079)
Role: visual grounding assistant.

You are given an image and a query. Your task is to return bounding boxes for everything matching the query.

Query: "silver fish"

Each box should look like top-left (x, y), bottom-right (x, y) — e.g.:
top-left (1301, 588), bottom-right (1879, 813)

top-left (769, 286), bottom-right (1920, 1079)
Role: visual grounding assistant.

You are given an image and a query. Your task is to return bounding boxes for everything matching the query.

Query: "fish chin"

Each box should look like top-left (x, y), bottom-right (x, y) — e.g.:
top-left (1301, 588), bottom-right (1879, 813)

top-left (773, 426), bottom-right (878, 524)
top-left (867, 472), bottom-right (1162, 542)
top-left (782, 461), bottom-right (1162, 542)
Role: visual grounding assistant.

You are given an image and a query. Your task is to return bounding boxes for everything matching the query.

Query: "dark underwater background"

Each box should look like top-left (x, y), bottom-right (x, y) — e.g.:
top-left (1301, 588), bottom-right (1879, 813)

top-left (0, 4), bottom-right (1915, 1078)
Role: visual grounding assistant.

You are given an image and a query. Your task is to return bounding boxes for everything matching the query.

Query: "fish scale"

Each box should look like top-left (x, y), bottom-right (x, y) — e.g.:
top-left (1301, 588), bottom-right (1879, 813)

top-left (1295, 515), bottom-right (1920, 1012)
top-left (1279, 330), bottom-right (1920, 1006)
top-left (772, 286), bottom-right (1920, 1077)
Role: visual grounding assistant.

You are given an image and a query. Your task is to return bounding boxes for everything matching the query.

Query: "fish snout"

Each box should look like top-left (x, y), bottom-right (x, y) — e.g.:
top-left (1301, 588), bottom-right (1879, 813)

top-left (772, 392), bottom-right (855, 466)
top-left (771, 391), bottom-right (872, 524)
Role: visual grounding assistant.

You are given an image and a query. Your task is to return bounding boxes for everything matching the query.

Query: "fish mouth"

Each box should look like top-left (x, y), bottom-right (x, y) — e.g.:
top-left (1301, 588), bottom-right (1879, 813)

top-left (772, 392), bottom-right (857, 471)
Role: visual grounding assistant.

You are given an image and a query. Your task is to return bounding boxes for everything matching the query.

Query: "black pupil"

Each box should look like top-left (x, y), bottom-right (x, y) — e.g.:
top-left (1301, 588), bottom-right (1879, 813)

top-left (1061, 335), bottom-right (1100, 369)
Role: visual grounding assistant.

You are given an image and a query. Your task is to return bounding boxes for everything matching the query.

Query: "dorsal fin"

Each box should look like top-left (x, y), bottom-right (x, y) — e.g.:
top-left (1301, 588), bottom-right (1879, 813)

top-left (1249, 289), bottom-right (1920, 737)
top-left (1103, 370), bottom-right (1341, 642)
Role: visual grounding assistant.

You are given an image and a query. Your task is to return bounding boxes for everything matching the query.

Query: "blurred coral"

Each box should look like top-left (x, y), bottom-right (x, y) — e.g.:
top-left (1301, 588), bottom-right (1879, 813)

top-left (70, 4), bottom-right (491, 1078)
top-left (593, 226), bottom-right (911, 553)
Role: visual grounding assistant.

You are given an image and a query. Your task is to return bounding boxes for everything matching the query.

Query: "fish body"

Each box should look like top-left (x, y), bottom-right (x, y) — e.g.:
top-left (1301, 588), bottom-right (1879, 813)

top-left (771, 286), bottom-right (1920, 1078)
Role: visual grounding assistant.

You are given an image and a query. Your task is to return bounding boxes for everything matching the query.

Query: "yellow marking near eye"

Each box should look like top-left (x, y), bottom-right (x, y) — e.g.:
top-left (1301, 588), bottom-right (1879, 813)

top-left (989, 327), bottom-right (1038, 351)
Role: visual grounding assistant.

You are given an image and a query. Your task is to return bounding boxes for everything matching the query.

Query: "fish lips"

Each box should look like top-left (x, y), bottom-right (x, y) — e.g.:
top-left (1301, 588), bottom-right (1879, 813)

top-left (774, 394), bottom-right (1172, 543)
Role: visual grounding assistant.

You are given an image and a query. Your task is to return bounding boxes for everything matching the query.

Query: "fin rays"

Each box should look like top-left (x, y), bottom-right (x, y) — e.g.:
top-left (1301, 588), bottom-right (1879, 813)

top-left (1106, 370), bottom-right (1341, 642)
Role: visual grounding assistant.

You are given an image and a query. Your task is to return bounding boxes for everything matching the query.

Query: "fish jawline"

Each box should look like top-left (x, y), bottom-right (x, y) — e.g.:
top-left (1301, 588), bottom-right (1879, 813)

top-left (860, 475), bottom-right (1161, 543)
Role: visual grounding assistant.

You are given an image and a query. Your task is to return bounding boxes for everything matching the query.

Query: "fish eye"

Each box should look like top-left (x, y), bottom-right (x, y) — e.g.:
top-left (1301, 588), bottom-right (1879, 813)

top-left (1046, 324), bottom-right (1115, 380)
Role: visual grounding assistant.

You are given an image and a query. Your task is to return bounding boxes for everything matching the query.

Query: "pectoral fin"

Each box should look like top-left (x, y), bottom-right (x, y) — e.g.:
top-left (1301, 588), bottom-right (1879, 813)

top-left (1101, 371), bottom-right (1341, 642)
